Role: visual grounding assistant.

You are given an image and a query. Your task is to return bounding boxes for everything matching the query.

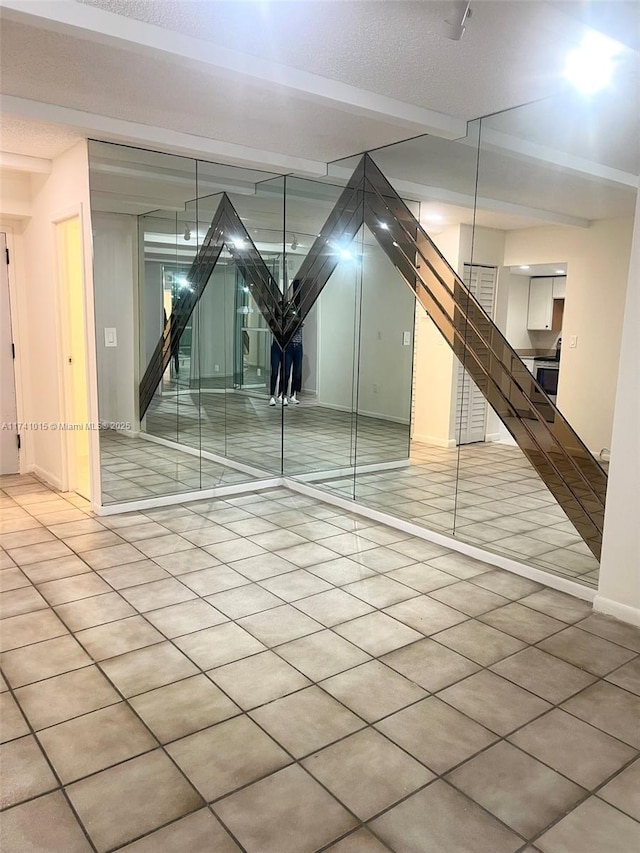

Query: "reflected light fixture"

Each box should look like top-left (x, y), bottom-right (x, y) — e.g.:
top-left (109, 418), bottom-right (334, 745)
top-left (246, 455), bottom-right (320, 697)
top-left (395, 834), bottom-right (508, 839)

top-left (555, 269), bottom-right (565, 274)
top-left (183, 224), bottom-right (191, 241)
top-left (564, 32), bottom-right (622, 94)
top-left (339, 248), bottom-right (353, 261)
top-left (290, 234), bottom-right (299, 251)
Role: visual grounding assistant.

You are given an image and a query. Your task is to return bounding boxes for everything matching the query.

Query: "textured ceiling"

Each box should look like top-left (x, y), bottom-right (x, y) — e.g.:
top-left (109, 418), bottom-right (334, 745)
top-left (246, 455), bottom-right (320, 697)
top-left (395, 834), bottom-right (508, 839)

top-left (77, 0), bottom-right (597, 118)
top-left (0, 114), bottom-right (83, 158)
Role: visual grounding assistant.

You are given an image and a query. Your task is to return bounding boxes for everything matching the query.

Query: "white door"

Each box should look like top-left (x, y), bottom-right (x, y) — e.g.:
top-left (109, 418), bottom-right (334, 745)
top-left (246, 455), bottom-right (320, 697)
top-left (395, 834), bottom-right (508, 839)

top-left (455, 264), bottom-right (497, 445)
top-left (0, 234), bottom-right (19, 475)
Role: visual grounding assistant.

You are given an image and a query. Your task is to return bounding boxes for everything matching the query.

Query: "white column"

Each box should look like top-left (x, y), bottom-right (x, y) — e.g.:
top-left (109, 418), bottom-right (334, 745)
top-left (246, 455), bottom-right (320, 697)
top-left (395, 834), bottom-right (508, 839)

top-left (594, 187), bottom-right (640, 626)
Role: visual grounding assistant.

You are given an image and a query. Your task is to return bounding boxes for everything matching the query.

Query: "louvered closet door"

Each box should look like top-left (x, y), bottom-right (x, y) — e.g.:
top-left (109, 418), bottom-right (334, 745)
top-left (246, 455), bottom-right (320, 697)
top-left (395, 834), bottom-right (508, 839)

top-left (455, 265), bottom-right (497, 445)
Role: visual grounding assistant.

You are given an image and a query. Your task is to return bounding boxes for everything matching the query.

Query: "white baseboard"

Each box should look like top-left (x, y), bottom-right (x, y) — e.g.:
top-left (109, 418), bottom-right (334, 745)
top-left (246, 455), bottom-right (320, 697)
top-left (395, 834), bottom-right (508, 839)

top-left (295, 459), bottom-right (409, 483)
top-left (592, 594), bottom-right (640, 627)
top-left (317, 400), bottom-right (409, 426)
top-left (30, 464), bottom-right (64, 492)
top-left (412, 433), bottom-right (456, 448)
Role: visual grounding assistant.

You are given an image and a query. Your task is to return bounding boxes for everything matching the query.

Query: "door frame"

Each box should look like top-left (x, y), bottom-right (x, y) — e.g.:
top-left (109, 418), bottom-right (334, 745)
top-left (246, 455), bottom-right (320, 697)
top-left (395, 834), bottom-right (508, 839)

top-left (51, 203), bottom-right (100, 501)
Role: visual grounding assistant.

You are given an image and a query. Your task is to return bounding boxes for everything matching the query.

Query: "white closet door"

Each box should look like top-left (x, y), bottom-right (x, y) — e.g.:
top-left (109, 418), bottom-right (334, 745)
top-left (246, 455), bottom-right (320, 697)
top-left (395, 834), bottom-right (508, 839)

top-left (455, 265), bottom-right (497, 445)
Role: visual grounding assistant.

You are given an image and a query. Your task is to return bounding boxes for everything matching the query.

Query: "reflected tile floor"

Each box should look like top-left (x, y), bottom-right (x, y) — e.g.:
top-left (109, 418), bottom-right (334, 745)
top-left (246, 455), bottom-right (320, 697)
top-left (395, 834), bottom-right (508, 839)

top-left (322, 441), bottom-right (601, 588)
top-left (1, 474), bottom-right (638, 853)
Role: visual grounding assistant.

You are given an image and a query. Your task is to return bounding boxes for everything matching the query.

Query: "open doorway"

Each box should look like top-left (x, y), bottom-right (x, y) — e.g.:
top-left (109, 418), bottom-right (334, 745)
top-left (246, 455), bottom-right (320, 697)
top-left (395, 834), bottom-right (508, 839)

top-left (55, 216), bottom-right (91, 498)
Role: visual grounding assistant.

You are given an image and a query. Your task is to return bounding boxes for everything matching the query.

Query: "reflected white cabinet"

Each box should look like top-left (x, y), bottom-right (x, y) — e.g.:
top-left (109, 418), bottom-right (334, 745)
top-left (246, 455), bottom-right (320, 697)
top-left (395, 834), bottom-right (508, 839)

top-left (552, 276), bottom-right (567, 298)
top-left (527, 276), bottom-right (566, 330)
top-left (527, 277), bottom-right (554, 330)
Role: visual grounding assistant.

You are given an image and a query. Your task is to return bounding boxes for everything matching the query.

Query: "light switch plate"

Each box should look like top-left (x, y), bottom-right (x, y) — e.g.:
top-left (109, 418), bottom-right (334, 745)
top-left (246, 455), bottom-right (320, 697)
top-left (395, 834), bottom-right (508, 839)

top-left (402, 331), bottom-right (411, 346)
top-left (104, 328), bottom-right (117, 347)
top-left (568, 335), bottom-right (578, 348)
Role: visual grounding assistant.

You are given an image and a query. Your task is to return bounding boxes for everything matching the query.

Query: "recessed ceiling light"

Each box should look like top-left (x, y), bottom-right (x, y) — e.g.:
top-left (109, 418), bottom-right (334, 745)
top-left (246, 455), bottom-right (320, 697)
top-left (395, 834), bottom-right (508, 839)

top-left (519, 265), bottom-right (530, 270)
top-left (339, 249), bottom-right (353, 261)
top-left (379, 222), bottom-right (389, 230)
top-left (555, 269), bottom-right (565, 274)
top-left (564, 32), bottom-right (622, 94)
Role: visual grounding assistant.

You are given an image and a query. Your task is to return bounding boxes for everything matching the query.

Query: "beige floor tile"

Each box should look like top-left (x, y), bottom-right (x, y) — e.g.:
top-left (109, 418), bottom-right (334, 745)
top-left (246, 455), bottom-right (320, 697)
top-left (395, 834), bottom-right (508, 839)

top-left (14, 665), bottom-right (119, 730)
top-left (536, 797), bottom-right (640, 853)
top-left (469, 569), bottom-right (543, 600)
top-left (130, 674), bottom-right (238, 743)
top-left (293, 587), bottom-right (374, 627)
top-left (176, 623), bottom-right (266, 669)
top-left (178, 565), bottom-right (249, 596)
top-left (342, 575), bottom-right (419, 609)
top-left (537, 626), bottom-right (637, 676)
top-left (425, 552), bottom-right (494, 580)
top-left (0, 567), bottom-right (30, 591)
top-left (0, 635), bottom-right (91, 688)
top-left (36, 573), bottom-right (111, 606)
top-left (575, 613), bottom-right (640, 653)
top-left (447, 741), bottom-right (585, 838)
top-left (438, 671), bottom-right (550, 735)
top-left (167, 715), bottom-right (291, 801)
top-left (259, 568), bottom-right (333, 602)
top-left (274, 542), bottom-right (340, 568)
top-left (0, 734), bottom-right (58, 808)
top-left (308, 556), bottom-right (377, 585)
top-left (119, 578), bottom-right (197, 612)
top-left (98, 559), bottom-right (171, 589)
top-left (384, 563), bottom-right (457, 594)
top-left (100, 642), bottom-right (199, 697)
top-left (81, 543), bottom-right (144, 571)
top-left (208, 650), bottom-right (310, 709)
top-left (214, 764), bottom-right (357, 853)
top-left (0, 791), bottom-right (92, 853)
top-left (120, 808), bottom-right (241, 852)
top-left (0, 528), bottom-right (55, 549)
top-left (0, 692), bottom-right (30, 743)
top-left (351, 547), bottom-right (416, 572)
top-left (606, 656), bottom-right (640, 695)
top-left (7, 540), bottom-right (73, 566)
top-left (321, 660), bottom-right (426, 722)
top-left (429, 580), bottom-right (510, 616)
top-left (134, 535), bottom-right (194, 558)
top-left (206, 583), bottom-right (284, 618)
top-left (76, 615), bottom-right (164, 660)
top-left (509, 708), bottom-right (636, 789)
top-left (238, 604), bottom-right (323, 647)
top-left (370, 779), bottom-right (521, 853)
top-left (519, 589), bottom-right (593, 623)
top-left (377, 696), bottom-right (498, 774)
top-left (384, 595), bottom-right (468, 635)
top-left (38, 702), bottom-right (157, 783)
top-left (490, 647), bottom-right (597, 703)
top-left (597, 759), bottom-right (640, 820)
top-left (226, 553), bottom-right (298, 582)
top-left (154, 548), bottom-right (221, 575)
top-left (561, 681), bottom-right (640, 747)
top-left (250, 685), bottom-right (364, 758)
top-left (0, 608), bottom-right (68, 652)
top-left (21, 554), bottom-right (91, 585)
top-left (382, 638), bottom-right (480, 690)
top-left (435, 619), bottom-right (527, 666)
top-left (334, 611), bottom-right (423, 657)
top-left (66, 749), bottom-right (203, 852)
top-left (144, 598), bottom-right (227, 638)
top-left (276, 629), bottom-right (371, 680)
top-left (0, 587), bottom-right (48, 618)
top-left (303, 728), bottom-right (433, 820)
top-left (63, 531), bottom-right (124, 552)
top-left (480, 602), bottom-right (566, 643)
top-left (54, 591), bottom-right (136, 631)
top-left (325, 828), bottom-right (392, 852)
top-left (318, 532), bottom-right (377, 556)
top-left (204, 539), bottom-right (266, 563)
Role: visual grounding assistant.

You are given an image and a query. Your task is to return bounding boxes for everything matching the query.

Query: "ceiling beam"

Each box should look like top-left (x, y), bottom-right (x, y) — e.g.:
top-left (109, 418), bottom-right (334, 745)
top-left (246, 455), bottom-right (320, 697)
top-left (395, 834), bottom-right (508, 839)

top-left (0, 0), bottom-right (467, 141)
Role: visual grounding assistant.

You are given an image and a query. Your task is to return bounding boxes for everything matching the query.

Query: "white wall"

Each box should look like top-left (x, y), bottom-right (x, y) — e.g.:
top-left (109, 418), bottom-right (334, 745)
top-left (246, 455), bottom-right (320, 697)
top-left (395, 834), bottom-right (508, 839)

top-left (92, 212), bottom-right (138, 428)
top-left (15, 142), bottom-right (95, 490)
top-left (596, 192), bottom-right (640, 625)
top-left (504, 217), bottom-right (634, 453)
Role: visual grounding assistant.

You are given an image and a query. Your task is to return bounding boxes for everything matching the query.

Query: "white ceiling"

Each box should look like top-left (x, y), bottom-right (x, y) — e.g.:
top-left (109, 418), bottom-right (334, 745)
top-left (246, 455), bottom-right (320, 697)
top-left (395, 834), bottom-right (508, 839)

top-left (0, 0), bottom-right (638, 229)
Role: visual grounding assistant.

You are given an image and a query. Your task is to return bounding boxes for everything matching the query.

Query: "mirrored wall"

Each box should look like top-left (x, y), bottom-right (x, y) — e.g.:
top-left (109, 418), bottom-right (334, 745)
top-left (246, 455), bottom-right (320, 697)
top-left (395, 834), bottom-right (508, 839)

top-left (89, 79), bottom-right (637, 589)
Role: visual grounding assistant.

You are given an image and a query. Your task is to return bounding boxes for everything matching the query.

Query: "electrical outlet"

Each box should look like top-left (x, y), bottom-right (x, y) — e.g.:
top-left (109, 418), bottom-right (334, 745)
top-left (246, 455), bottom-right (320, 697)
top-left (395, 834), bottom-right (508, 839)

top-left (214, 364), bottom-right (220, 372)
top-left (568, 335), bottom-right (578, 349)
top-left (402, 331), bottom-right (411, 346)
top-left (257, 368), bottom-right (261, 377)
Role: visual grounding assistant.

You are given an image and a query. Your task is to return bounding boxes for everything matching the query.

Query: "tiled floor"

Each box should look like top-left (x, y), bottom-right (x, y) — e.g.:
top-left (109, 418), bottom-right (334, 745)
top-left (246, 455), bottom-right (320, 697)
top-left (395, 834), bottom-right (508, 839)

top-left (103, 395), bottom-right (600, 586)
top-left (2, 474), bottom-right (638, 853)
